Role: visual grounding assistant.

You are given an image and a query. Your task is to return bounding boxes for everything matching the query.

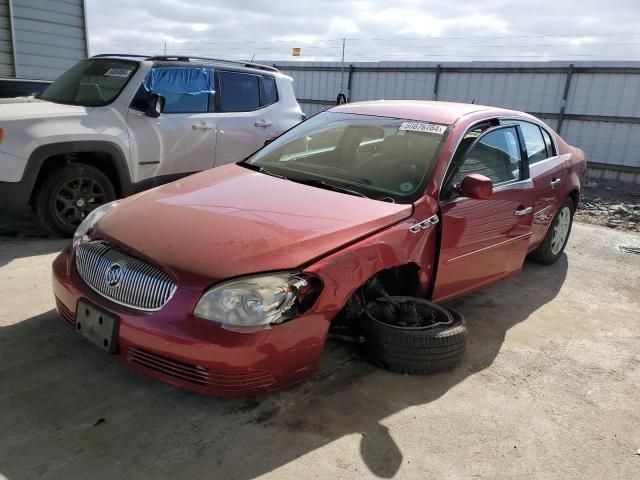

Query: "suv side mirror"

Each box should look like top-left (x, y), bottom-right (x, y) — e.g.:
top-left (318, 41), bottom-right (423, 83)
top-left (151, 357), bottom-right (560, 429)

top-left (145, 93), bottom-right (164, 118)
top-left (458, 173), bottom-right (493, 200)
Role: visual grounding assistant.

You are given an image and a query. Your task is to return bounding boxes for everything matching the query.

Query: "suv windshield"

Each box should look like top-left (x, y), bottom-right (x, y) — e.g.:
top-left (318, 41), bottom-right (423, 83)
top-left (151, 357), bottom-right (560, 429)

top-left (39, 59), bottom-right (139, 107)
top-left (245, 112), bottom-right (449, 203)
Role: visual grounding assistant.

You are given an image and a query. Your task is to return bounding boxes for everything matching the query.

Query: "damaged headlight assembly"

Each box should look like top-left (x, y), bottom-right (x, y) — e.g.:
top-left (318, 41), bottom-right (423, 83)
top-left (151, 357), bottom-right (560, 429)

top-left (193, 273), bottom-right (322, 332)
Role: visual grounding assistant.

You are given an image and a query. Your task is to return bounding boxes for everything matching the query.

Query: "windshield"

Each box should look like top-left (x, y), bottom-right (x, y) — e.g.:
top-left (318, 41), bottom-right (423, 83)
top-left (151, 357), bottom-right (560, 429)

top-left (245, 112), bottom-right (449, 203)
top-left (39, 59), bottom-right (139, 106)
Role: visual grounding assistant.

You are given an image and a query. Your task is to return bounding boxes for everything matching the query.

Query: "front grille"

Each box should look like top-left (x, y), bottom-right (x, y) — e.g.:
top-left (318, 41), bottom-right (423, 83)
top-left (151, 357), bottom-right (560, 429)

top-left (126, 347), bottom-right (276, 392)
top-left (75, 241), bottom-right (176, 311)
top-left (55, 297), bottom-right (74, 328)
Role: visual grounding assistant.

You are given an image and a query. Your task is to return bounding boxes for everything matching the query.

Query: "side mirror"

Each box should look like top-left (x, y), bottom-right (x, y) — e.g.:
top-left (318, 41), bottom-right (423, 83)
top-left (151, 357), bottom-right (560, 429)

top-left (145, 93), bottom-right (164, 118)
top-left (458, 173), bottom-right (493, 200)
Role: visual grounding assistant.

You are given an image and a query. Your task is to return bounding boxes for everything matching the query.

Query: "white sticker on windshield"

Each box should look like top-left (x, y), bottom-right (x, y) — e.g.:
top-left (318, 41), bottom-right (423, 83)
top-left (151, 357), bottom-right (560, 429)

top-left (104, 67), bottom-right (132, 78)
top-left (399, 122), bottom-right (447, 135)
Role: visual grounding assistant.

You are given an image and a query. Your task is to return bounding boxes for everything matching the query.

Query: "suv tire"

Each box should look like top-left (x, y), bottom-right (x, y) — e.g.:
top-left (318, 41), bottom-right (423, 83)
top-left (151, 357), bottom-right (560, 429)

top-left (528, 197), bottom-right (575, 265)
top-left (358, 299), bottom-right (467, 374)
top-left (34, 163), bottom-right (116, 237)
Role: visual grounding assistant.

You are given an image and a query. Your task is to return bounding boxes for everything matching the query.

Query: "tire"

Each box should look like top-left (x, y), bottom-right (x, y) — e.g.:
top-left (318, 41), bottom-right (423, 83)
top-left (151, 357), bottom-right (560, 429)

top-left (34, 163), bottom-right (116, 237)
top-left (358, 298), bottom-right (467, 375)
top-left (528, 197), bottom-right (575, 265)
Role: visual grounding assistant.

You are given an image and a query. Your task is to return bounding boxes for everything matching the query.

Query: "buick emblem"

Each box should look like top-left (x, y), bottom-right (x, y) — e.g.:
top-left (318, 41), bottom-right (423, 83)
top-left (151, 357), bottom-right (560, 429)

top-left (105, 263), bottom-right (124, 288)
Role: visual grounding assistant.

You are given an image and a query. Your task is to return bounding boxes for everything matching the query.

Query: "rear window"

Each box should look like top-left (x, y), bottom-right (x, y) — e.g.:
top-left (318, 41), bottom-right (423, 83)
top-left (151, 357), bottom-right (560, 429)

top-left (518, 121), bottom-right (548, 165)
top-left (219, 71), bottom-right (260, 112)
top-left (540, 127), bottom-right (556, 157)
top-left (261, 76), bottom-right (278, 106)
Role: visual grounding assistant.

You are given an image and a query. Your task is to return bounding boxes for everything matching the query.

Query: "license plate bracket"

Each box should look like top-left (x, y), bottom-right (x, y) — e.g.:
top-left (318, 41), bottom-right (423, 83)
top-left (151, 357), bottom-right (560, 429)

top-left (75, 300), bottom-right (119, 353)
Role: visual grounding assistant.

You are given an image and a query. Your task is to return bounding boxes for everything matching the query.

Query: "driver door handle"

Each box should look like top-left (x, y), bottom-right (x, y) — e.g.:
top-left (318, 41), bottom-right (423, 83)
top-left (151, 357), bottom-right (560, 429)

top-left (192, 124), bottom-right (215, 131)
top-left (514, 206), bottom-right (533, 217)
top-left (550, 178), bottom-right (562, 188)
top-left (255, 120), bottom-right (272, 128)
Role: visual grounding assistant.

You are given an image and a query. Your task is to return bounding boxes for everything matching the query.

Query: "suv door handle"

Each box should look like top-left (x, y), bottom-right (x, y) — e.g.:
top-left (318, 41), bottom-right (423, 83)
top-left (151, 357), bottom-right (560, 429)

top-left (514, 206), bottom-right (533, 217)
top-left (192, 124), bottom-right (215, 131)
top-left (550, 178), bottom-right (562, 188)
top-left (254, 120), bottom-right (272, 128)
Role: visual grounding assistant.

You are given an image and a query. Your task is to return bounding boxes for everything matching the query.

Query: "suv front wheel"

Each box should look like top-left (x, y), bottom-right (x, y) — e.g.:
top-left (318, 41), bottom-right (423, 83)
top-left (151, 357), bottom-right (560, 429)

top-left (34, 164), bottom-right (116, 237)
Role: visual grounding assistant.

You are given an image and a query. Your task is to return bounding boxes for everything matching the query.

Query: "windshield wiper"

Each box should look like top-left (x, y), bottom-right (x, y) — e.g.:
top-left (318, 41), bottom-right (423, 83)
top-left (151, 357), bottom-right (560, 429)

top-left (288, 177), bottom-right (369, 198)
top-left (238, 162), bottom-right (288, 180)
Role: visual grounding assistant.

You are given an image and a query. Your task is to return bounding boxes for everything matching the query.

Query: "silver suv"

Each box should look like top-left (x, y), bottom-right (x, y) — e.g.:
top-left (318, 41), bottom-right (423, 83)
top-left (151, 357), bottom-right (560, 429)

top-left (0, 54), bottom-right (304, 236)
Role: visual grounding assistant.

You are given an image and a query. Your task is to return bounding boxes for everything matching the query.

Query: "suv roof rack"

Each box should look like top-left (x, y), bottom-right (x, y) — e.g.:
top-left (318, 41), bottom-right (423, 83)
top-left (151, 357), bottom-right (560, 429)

top-left (145, 55), bottom-right (279, 73)
top-left (91, 54), bottom-right (279, 73)
top-left (92, 53), bottom-right (150, 59)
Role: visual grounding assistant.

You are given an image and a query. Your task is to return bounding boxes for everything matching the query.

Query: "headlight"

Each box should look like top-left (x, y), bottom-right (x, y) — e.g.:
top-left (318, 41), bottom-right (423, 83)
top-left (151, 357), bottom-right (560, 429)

top-left (72, 201), bottom-right (119, 247)
top-left (193, 273), bottom-right (322, 332)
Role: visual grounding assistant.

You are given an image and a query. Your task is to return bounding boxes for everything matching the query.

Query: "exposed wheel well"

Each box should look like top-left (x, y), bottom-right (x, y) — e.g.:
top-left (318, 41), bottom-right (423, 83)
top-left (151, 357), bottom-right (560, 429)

top-left (330, 263), bottom-right (423, 335)
top-left (29, 152), bottom-right (123, 205)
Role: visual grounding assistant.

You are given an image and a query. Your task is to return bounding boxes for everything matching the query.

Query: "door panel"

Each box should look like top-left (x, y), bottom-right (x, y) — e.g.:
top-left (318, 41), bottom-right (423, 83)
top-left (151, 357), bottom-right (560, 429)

top-left (214, 107), bottom-right (277, 167)
top-left (529, 156), bottom-right (568, 248)
top-left (433, 182), bottom-right (534, 301)
top-left (433, 124), bottom-right (534, 302)
top-left (127, 109), bottom-right (217, 183)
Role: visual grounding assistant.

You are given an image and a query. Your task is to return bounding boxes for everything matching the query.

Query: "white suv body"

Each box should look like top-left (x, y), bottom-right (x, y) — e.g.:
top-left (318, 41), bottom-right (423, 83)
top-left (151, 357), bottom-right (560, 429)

top-left (0, 55), bottom-right (304, 235)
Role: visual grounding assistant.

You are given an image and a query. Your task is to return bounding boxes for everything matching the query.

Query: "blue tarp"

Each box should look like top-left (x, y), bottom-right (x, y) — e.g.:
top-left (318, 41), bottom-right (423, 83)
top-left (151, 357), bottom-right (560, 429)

top-left (143, 67), bottom-right (215, 95)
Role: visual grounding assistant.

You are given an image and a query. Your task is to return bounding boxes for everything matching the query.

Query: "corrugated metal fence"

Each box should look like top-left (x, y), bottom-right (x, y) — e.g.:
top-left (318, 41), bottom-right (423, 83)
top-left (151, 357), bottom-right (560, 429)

top-left (273, 61), bottom-right (640, 184)
top-left (1, 0), bottom-right (88, 80)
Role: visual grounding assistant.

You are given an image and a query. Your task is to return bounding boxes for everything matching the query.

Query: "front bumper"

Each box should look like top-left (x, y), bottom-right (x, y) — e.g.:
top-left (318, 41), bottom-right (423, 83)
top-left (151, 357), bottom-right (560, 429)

top-left (0, 150), bottom-right (31, 214)
top-left (52, 246), bottom-right (331, 397)
top-left (0, 179), bottom-right (32, 214)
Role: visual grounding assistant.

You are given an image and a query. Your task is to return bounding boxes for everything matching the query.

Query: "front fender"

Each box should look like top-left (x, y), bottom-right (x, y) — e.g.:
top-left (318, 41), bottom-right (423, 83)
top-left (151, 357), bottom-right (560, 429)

top-left (21, 140), bottom-right (133, 200)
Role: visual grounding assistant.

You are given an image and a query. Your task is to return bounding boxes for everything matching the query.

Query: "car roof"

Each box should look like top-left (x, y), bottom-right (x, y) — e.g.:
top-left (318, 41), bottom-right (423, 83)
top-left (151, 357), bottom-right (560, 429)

top-left (330, 100), bottom-right (519, 124)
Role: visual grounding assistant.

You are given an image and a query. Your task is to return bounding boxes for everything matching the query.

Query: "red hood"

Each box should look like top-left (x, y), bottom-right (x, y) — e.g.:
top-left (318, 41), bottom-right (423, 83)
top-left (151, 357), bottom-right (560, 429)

top-left (96, 164), bottom-right (412, 283)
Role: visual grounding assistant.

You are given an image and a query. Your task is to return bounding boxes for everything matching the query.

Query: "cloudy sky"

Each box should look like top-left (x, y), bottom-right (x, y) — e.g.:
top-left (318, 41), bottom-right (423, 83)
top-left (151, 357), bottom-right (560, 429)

top-left (86, 0), bottom-right (640, 62)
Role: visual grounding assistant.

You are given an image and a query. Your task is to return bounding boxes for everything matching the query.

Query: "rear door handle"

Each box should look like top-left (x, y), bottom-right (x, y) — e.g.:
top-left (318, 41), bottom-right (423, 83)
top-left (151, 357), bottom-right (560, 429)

top-left (192, 124), bottom-right (215, 131)
top-left (550, 178), bottom-right (562, 188)
top-left (514, 206), bottom-right (533, 217)
top-left (254, 120), bottom-right (272, 128)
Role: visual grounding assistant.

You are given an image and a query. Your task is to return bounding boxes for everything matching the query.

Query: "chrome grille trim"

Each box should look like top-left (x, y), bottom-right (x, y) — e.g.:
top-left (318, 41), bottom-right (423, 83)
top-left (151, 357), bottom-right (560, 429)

top-left (75, 241), bottom-right (176, 311)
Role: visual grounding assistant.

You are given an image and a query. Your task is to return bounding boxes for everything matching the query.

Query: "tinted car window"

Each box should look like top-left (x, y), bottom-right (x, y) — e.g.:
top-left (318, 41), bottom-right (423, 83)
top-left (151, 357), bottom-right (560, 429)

top-left (540, 127), bottom-right (556, 157)
top-left (219, 71), bottom-right (260, 112)
top-left (518, 121), bottom-right (548, 164)
top-left (261, 76), bottom-right (278, 106)
top-left (455, 127), bottom-right (522, 186)
top-left (162, 92), bottom-right (209, 113)
top-left (135, 67), bottom-right (212, 114)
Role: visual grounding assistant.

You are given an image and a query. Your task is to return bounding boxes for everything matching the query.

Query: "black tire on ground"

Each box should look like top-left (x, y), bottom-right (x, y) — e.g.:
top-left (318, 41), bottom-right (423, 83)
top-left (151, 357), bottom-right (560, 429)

top-left (34, 163), bottom-right (116, 237)
top-left (358, 301), bottom-right (467, 375)
top-left (528, 197), bottom-right (575, 265)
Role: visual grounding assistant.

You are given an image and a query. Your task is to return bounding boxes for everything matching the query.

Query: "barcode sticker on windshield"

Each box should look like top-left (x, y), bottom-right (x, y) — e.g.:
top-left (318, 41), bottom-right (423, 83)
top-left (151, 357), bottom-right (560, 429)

top-left (399, 122), bottom-right (447, 135)
top-left (104, 68), bottom-right (132, 78)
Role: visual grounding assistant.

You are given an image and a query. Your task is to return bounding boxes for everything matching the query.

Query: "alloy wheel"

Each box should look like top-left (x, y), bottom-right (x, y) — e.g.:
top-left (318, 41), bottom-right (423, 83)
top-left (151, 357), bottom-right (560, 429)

top-left (550, 206), bottom-right (571, 255)
top-left (54, 177), bottom-right (108, 229)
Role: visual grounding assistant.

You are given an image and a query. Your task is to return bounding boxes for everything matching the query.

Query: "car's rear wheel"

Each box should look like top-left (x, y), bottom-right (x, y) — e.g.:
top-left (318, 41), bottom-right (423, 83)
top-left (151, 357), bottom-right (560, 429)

top-left (529, 197), bottom-right (575, 265)
top-left (34, 164), bottom-right (116, 237)
top-left (358, 297), bottom-right (467, 374)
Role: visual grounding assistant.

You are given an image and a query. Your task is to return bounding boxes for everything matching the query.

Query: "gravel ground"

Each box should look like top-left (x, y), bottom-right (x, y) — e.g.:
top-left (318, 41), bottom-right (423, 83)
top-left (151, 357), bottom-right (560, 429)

top-left (575, 184), bottom-right (640, 233)
top-left (0, 221), bottom-right (639, 479)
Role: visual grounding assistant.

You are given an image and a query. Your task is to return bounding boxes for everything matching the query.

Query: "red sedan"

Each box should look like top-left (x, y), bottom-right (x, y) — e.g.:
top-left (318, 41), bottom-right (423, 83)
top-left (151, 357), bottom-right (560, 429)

top-left (52, 101), bottom-right (586, 396)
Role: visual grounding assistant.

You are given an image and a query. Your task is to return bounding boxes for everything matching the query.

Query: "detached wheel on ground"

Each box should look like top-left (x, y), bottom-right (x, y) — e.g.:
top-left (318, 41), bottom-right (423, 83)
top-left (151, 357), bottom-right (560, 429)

top-left (529, 197), bottom-right (575, 265)
top-left (34, 164), bottom-right (116, 237)
top-left (358, 296), bottom-right (467, 374)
